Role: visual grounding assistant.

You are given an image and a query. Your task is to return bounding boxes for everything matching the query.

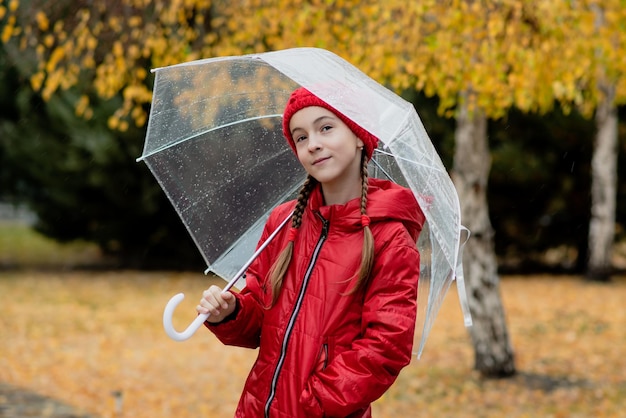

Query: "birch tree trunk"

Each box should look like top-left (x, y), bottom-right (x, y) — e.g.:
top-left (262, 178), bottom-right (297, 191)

top-left (587, 82), bottom-right (617, 282)
top-left (452, 98), bottom-right (515, 377)
top-left (587, 4), bottom-right (618, 282)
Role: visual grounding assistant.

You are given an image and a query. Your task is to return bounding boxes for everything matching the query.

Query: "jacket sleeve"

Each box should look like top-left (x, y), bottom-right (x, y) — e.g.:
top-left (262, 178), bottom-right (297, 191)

top-left (204, 210), bottom-right (283, 348)
top-left (300, 240), bottom-right (420, 417)
top-left (204, 284), bottom-right (265, 349)
top-left (205, 201), bottom-right (295, 348)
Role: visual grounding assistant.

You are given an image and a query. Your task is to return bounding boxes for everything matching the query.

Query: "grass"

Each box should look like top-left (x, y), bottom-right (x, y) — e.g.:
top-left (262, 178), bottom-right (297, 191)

top-left (0, 222), bottom-right (103, 269)
top-left (1, 223), bottom-right (625, 417)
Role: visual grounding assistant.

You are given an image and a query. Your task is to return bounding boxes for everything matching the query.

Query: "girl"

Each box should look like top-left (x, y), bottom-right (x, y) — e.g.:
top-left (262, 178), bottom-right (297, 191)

top-left (197, 87), bottom-right (425, 417)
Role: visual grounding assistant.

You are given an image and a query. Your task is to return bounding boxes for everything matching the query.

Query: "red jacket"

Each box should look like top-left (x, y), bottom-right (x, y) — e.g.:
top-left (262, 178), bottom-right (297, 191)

top-left (207, 178), bottom-right (424, 417)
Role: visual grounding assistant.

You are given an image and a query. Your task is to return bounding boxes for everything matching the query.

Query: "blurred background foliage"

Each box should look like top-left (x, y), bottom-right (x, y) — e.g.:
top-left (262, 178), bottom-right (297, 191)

top-left (0, 0), bottom-right (624, 272)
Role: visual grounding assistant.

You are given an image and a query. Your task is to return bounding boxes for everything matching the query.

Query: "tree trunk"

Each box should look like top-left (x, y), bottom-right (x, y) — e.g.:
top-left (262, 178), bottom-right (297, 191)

top-left (452, 98), bottom-right (515, 377)
top-left (587, 4), bottom-right (618, 282)
top-left (587, 81), bottom-right (617, 282)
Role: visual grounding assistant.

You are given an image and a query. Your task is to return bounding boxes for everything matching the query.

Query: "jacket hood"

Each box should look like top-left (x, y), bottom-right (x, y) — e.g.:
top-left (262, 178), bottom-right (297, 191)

top-left (309, 178), bottom-right (425, 241)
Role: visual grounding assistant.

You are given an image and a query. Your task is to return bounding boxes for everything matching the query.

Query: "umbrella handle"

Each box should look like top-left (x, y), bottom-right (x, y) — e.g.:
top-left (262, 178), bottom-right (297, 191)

top-left (162, 293), bottom-right (209, 341)
top-left (162, 210), bottom-right (294, 342)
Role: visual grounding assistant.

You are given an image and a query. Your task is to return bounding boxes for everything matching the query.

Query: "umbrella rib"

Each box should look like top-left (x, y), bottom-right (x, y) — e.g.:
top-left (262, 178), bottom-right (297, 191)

top-left (374, 149), bottom-right (446, 173)
top-left (137, 113), bottom-right (283, 162)
top-left (370, 156), bottom-right (398, 183)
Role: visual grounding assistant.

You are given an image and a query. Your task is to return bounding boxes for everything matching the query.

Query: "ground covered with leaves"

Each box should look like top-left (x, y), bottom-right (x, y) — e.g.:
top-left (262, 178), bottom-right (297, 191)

top-left (1, 271), bottom-right (624, 417)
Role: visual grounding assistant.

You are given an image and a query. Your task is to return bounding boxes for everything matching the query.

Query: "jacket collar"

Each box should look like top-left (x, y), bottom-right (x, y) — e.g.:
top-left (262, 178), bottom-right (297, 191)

top-left (307, 178), bottom-right (424, 240)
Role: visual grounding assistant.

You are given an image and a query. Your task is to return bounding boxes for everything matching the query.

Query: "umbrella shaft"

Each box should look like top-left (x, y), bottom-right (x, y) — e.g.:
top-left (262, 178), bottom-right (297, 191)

top-left (222, 210), bottom-right (293, 293)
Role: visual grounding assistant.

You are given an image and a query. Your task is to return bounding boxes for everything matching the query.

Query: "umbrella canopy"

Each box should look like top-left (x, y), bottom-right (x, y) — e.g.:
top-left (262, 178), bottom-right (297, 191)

top-left (138, 58), bottom-right (304, 287)
top-left (138, 47), bottom-right (472, 357)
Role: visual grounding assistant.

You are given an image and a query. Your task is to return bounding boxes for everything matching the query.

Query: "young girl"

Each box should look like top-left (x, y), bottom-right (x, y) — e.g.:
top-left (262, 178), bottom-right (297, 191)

top-left (197, 87), bottom-right (425, 417)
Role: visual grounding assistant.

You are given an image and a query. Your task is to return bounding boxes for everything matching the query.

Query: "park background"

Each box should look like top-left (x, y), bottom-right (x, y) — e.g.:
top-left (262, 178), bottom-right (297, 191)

top-left (1, 1), bottom-right (625, 417)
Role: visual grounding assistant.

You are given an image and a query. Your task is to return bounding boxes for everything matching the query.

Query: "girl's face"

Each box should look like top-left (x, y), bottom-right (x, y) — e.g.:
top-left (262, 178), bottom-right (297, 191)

top-left (289, 106), bottom-right (364, 198)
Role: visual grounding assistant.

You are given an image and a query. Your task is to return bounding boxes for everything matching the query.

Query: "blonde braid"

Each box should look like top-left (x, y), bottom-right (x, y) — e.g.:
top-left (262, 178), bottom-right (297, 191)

top-left (267, 175), bottom-right (318, 306)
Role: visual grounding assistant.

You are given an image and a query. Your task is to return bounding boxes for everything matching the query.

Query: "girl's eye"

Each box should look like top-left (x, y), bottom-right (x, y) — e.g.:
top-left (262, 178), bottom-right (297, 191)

top-left (295, 134), bottom-right (307, 143)
top-left (321, 125), bottom-right (332, 132)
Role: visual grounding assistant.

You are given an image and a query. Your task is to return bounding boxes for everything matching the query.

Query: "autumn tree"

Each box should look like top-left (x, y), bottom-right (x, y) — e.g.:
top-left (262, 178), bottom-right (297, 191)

top-left (1, 0), bottom-right (220, 129)
top-left (0, 0), bottom-right (222, 266)
top-left (383, 0), bottom-right (625, 373)
top-left (386, 0), bottom-right (543, 378)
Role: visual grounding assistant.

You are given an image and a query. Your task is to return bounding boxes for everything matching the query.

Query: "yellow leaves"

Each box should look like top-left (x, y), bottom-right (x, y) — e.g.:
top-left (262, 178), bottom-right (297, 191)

top-left (29, 71), bottom-right (44, 91)
top-left (45, 46), bottom-right (65, 73)
top-left (42, 33), bottom-right (54, 47)
top-left (52, 19), bottom-right (63, 34)
top-left (123, 84), bottom-right (152, 106)
top-left (5, 0), bottom-right (218, 128)
top-left (107, 16), bottom-right (123, 33)
top-left (0, 16), bottom-right (16, 43)
top-left (125, 44), bottom-right (140, 61)
top-left (147, 37), bottom-right (168, 60)
top-left (75, 95), bottom-right (93, 119)
top-left (128, 15), bottom-right (142, 28)
top-left (486, 16), bottom-right (505, 40)
top-left (112, 40), bottom-right (124, 57)
top-left (35, 10), bottom-right (48, 31)
top-left (2, 272), bottom-right (625, 417)
top-left (131, 105), bottom-right (146, 126)
top-left (107, 113), bottom-right (129, 132)
top-left (5, 0), bottom-right (626, 129)
top-left (86, 34), bottom-right (97, 51)
top-left (134, 66), bottom-right (148, 82)
top-left (40, 69), bottom-right (60, 101)
top-left (386, 0), bottom-right (626, 118)
top-left (81, 55), bottom-right (95, 69)
top-left (94, 60), bottom-right (125, 99)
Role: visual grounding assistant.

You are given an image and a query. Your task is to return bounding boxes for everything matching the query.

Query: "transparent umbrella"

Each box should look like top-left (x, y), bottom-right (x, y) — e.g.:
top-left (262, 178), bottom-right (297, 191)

top-left (137, 47), bottom-right (472, 358)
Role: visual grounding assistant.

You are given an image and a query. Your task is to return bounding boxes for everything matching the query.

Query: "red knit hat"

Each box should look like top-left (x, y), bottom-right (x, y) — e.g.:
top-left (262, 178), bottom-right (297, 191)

top-left (282, 87), bottom-right (378, 161)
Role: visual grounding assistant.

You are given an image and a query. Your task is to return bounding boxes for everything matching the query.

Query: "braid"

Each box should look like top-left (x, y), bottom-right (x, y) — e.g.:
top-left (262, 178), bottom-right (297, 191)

top-left (360, 155), bottom-right (369, 215)
top-left (291, 176), bottom-right (317, 230)
top-left (266, 175), bottom-right (318, 307)
top-left (348, 153), bottom-right (375, 294)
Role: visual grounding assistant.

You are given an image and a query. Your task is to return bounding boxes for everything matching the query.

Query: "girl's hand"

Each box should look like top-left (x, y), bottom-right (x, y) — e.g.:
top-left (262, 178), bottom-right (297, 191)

top-left (196, 285), bottom-right (236, 323)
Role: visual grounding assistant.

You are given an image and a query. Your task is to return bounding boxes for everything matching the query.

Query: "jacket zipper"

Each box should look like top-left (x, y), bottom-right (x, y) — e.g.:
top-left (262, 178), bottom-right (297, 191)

top-left (264, 215), bottom-right (329, 418)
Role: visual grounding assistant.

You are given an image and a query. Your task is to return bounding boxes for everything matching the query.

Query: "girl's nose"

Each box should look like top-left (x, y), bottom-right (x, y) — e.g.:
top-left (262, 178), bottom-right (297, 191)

top-left (307, 133), bottom-right (322, 151)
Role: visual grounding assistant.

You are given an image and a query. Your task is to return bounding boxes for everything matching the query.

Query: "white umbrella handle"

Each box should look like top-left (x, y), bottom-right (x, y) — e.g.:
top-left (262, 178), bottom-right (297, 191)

top-left (163, 293), bottom-right (209, 341)
top-left (162, 211), bottom-right (293, 341)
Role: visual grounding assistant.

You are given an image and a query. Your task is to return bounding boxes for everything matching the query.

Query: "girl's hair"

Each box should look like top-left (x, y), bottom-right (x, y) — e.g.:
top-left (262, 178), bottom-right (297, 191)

top-left (266, 175), bottom-right (317, 306)
top-left (266, 153), bottom-right (375, 306)
top-left (352, 151), bottom-right (375, 294)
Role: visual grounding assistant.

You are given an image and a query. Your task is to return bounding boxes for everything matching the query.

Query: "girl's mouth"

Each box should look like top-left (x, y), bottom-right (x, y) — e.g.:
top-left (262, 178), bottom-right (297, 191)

top-left (313, 157), bottom-right (330, 165)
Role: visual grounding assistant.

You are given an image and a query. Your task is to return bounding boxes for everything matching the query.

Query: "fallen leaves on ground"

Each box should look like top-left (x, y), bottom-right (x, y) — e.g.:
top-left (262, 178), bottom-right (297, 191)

top-left (1, 271), bottom-right (624, 417)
